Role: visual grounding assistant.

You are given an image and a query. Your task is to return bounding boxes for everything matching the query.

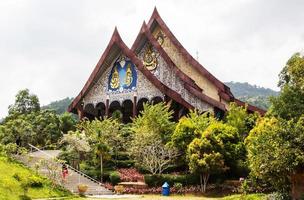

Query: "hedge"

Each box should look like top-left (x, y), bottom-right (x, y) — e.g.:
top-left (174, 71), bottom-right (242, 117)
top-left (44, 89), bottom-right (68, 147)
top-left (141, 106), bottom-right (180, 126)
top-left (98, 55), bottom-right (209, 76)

top-left (144, 174), bottom-right (200, 187)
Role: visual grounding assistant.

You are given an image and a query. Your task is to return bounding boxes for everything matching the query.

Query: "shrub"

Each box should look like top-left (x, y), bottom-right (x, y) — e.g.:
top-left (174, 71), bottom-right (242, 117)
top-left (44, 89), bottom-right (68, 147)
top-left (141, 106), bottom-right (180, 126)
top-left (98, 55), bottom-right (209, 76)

top-left (109, 171), bottom-right (121, 185)
top-left (28, 176), bottom-right (44, 188)
top-left (13, 173), bottom-right (44, 188)
top-left (144, 174), bottom-right (200, 187)
top-left (19, 195), bottom-right (32, 200)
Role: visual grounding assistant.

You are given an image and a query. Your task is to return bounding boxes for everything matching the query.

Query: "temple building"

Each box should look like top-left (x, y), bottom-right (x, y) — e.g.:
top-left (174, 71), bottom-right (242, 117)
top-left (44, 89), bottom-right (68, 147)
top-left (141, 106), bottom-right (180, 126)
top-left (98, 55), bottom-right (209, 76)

top-left (68, 8), bottom-right (265, 123)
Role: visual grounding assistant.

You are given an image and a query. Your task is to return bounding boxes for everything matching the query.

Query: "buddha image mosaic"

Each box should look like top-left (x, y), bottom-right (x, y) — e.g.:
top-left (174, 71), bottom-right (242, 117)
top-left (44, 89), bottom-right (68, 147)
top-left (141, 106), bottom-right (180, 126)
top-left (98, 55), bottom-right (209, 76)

top-left (108, 56), bottom-right (137, 92)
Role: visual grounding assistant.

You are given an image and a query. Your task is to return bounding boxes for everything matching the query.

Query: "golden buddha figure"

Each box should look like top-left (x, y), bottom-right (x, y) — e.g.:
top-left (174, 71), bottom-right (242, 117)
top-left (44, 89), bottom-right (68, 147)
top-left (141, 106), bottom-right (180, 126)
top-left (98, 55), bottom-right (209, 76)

top-left (110, 66), bottom-right (120, 89)
top-left (125, 63), bottom-right (133, 87)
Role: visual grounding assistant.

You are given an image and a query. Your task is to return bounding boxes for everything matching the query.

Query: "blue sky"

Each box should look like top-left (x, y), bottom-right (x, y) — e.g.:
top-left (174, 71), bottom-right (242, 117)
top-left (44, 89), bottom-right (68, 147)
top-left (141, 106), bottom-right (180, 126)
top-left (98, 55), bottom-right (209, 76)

top-left (0, 0), bottom-right (303, 118)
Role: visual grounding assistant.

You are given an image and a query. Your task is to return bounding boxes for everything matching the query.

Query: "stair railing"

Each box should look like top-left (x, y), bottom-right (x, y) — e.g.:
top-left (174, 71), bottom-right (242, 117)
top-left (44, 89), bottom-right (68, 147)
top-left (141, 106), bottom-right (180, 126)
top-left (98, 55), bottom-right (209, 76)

top-left (28, 143), bottom-right (103, 186)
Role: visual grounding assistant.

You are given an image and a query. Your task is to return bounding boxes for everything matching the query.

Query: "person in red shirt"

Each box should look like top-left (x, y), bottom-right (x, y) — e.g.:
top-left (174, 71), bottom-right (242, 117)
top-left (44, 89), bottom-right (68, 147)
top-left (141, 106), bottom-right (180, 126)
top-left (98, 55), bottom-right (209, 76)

top-left (62, 164), bottom-right (69, 183)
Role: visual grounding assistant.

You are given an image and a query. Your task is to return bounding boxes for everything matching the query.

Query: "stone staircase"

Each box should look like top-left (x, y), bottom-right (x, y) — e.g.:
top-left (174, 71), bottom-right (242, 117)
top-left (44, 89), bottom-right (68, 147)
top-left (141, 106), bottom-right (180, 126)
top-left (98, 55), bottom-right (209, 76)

top-left (16, 145), bottom-right (112, 196)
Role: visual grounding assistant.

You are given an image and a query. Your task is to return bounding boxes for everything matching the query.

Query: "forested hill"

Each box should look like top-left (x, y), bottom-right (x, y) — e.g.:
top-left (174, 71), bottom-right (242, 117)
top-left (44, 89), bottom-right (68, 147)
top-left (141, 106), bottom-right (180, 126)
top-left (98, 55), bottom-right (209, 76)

top-left (42, 97), bottom-right (73, 114)
top-left (225, 81), bottom-right (279, 110)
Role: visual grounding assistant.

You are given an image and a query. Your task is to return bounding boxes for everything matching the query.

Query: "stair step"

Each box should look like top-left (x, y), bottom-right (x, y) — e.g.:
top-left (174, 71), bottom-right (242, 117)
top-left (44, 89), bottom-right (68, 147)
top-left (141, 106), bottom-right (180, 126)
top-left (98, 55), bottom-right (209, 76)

top-left (15, 149), bottom-right (113, 195)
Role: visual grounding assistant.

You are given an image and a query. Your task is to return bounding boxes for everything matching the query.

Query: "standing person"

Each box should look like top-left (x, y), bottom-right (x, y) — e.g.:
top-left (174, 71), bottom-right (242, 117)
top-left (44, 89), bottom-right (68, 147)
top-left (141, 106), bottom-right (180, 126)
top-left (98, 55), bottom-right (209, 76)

top-left (62, 164), bottom-right (69, 183)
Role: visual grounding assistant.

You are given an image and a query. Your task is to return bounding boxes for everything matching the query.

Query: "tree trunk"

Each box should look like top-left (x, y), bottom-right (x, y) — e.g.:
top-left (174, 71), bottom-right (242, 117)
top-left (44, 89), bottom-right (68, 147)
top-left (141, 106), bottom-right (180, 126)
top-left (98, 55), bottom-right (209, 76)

top-left (100, 153), bottom-right (103, 182)
top-left (200, 173), bottom-right (210, 193)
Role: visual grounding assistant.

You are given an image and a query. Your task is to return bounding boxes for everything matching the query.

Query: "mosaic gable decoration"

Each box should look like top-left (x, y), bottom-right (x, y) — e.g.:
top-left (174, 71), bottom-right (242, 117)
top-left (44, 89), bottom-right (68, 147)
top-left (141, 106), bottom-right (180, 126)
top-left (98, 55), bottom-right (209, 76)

top-left (108, 56), bottom-right (137, 92)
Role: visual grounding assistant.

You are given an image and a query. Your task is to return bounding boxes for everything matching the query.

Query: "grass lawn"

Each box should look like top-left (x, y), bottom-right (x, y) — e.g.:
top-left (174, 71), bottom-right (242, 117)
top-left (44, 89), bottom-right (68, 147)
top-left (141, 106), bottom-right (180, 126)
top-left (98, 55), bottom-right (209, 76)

top-left (0, 156), bottom-right (72, 200)
top-left (68, 193), bottom-right (266, 200)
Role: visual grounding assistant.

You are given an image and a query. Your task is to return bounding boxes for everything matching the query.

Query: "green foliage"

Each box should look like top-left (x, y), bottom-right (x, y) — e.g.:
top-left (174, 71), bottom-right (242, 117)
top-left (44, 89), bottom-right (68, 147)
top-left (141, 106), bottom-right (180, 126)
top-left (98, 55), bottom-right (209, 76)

top-left (246, 116), bottom-right (304, 193)
top-left (42, 97), bottom-right (74, 115)
top-left (270, 53), bottom-right (304, 121)
top-left (226, 103), bottom-right (259, 138)
top-left (225, 81), bottom-right (279, 110)
top-left (144, 174), bottom-right (199, 187)
top-left (131, 102), bottom-right (175, 143)
top-left (59, 112), bottom-right (77, 134)
top-left (8, 89), bottom-right (40, 116)
top-left (0, 156), bottom-right (71, 199)
top-left (278, 52), bottom-right (304, 90)
top-left (109, 171), bottom-right (121, 185)
top-left (187, 121), bottom-right (242, 192)
top-left (269, 86), bottom-right (304, 121)
top-left (129, 103), bottom-right (178, 174)
top-left (171, 111), bottom-right (212, 154)
top-left (0, 110), bottom-right (63, 147)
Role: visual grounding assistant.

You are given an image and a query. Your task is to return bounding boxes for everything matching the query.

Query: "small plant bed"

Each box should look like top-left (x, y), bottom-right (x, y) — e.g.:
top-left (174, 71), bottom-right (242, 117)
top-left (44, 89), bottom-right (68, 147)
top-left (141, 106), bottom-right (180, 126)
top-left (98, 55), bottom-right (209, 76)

top-left (117, 168), bottom-right (144, 182)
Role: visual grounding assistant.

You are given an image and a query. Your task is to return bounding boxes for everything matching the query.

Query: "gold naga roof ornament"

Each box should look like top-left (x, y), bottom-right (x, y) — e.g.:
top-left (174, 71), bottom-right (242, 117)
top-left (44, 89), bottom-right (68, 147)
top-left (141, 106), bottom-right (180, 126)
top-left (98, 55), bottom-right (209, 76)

top-left (143, 43), bottom-right (158, 71)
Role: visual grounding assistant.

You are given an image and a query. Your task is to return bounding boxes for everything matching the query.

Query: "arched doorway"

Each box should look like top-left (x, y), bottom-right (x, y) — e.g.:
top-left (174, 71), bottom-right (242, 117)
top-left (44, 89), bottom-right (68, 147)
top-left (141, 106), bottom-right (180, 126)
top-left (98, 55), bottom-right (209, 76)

top-left (137, 98), bottom-right (149, 116)
top-left (122, 100), bottom-right (133, 123)
top-left (109, 101), bottom-right (122, 121)
top-left (84, 103), bottom-right (96, 120)
top-left (151, 96), bottom-right (163, 105)
top-left (96, 102), bottom-right (106, 119)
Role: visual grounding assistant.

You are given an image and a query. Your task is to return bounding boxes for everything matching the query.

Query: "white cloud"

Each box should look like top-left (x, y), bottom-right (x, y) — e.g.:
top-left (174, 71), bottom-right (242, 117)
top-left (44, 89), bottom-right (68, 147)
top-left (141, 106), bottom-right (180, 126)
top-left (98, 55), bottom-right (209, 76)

top-left (0, 0), bottom-right (303, 118)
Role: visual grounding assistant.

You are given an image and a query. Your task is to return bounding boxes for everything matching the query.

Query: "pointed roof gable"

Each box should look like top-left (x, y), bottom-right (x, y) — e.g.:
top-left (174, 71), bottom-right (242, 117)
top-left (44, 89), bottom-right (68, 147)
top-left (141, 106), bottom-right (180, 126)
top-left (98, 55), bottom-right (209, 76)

top-left (147, 7), bottom-right (234, 102)
top-left (68, 27), bottom-right (194, 113)
top-left (131, 22), bottom-right (226, 111)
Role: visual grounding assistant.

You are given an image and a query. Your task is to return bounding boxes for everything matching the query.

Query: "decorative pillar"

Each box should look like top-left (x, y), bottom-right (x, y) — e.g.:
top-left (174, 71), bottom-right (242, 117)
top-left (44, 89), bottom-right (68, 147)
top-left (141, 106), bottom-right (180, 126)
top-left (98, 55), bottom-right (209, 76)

top-left (105, 95), bottom-right (110, 117)
top-left (77, 106), bottom-right (84, 120)
top-left (133, 92), bottom-right (137, 118)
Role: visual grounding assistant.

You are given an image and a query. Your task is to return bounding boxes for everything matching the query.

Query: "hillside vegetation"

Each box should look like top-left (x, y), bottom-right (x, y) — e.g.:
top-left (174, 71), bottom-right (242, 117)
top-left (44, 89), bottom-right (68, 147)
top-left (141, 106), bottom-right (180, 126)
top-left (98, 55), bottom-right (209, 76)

top-left (42, 97), bottom-right (73, 115)
top-left (0, 156), bottom-right (70, 200)
top-left (225, 82), bottom-right (279, 110)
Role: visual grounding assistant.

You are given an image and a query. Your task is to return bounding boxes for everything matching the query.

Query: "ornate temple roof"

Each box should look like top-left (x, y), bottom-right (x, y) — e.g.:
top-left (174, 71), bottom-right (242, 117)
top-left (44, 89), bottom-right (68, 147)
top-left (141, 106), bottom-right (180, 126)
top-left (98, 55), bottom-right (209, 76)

top-left (68, 8), bottom-right (266, 115)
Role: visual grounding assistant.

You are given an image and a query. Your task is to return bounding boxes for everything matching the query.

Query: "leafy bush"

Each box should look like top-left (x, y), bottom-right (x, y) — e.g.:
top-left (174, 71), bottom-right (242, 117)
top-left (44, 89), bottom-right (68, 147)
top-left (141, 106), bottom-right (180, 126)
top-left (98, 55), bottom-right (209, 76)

top-left (27, 176), bottom-right (44, 188)
top-left (144, 174), bottom-right (199, 187)
top-left (267, 192), bottom-right (291, 200)
top-left (109, 171), bottom-right (121, 185)
top-left (19, 195), bottom-right (32, 200)
top-left (12, 172), bottom-right (44, 188)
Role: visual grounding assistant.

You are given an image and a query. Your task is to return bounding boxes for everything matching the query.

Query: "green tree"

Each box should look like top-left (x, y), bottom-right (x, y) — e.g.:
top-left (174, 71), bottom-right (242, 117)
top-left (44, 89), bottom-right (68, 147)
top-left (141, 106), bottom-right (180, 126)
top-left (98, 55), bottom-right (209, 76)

top-left (170, 111), bottom-right (213, 161)
top-left (270, 52), bottom-right (304, 121)
top-left (226, 103), bottom-right (259, 138)
top-left (278, 52), bottom-right (304, 90)
top-left (77, 117), bottom-right (122, 182)
top-left (8, 89), bottom-right (40, 116)
top-left (129, 103), bottom-right (177, 174)
top-left (187, 121), bottom-right (241, 192)
top-left (59, 112), bottom-right (77, 134)
top-left (246, 117), bottom-right (304, 194)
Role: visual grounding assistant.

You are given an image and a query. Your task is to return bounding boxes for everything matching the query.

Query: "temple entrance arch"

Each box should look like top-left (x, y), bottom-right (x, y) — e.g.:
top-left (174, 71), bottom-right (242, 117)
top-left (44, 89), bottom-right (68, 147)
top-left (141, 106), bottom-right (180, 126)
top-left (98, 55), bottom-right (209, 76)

top-left (84, 103), bottom-right (96, 120)
top-left (122, 100), bottom-right (133, 123)
top-left (137, 98), bottom-right (149, 115)
top-left (109, 101), bottom-right (122, 120)
top-left (96, 102), bottom-right (106, 119)
top-left (151, 96), bottom-right (163, 105)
